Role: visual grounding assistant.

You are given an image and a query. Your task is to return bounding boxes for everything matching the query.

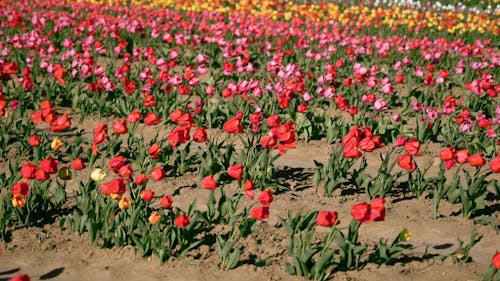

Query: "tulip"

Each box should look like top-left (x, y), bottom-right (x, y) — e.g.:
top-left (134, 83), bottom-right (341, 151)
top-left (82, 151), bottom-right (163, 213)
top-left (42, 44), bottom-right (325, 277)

top-left (28, 135), bottom-right (42, 146)
top-left (468, 153), bottom-right (486, 167)
top-left (492, 252), bottom-right (500, 269)
top-left (175, 214), bottom-right (190, 228)
top-left (160, 195), bottom-right (173, 208)
top-left (490, 157), bottom-right (500, 173)
top-left (12, 194), bottom-right (26, 208)
top-left (150, 166), bottom-right (165, 181)
top-left (134, 174), bottom-right (148, 185)
top-left (350, 202), bottom-right (371, 223)
top-left (91, 168), bottom-right (107, 181)
top-left (227, 164), bottom-right (244, 180)
top-left (316, 211), bottom-right (339, 227)
top-left (251, 206), bottom-right (269, 221)
top-left (149, 212), bottom-right (161, 224)
top-left (258, 189), bottom-right (273, 206)
top-left (456, 149), bottom-right (469, 164)
top-left (398, 154), bottom-right (416, 171)
top-left (118, 197), bottom-right (131, 210)
top-left (20, 163), bottom-right (37, 179)
top-left (141, 189), bottom-right (155, 202)
top-left (51, 137), bottom-right (63, 151)
top-left (71, 157), bottom-right (86, 170)
top-left (201, 175), bottom-right (217, 190)
top-left (9, 274), bottom-right (31, 281)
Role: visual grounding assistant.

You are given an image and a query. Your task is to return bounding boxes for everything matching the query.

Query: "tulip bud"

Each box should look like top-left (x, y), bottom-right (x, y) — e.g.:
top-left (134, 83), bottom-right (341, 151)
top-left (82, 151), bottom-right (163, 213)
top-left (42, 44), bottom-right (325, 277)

top-left (399, 228), bottom-right (412, 242)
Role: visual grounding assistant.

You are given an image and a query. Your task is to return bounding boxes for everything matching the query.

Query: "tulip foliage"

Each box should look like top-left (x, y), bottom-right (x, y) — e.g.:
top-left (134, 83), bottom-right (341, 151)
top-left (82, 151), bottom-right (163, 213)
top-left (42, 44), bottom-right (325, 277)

top-left (0, 0), bottom-right (499, 279)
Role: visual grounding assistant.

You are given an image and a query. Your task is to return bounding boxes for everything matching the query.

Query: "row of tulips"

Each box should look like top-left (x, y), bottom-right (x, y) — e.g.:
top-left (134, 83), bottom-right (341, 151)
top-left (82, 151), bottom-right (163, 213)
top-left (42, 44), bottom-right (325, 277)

top-left (66, 0), bottom-right (500, 35)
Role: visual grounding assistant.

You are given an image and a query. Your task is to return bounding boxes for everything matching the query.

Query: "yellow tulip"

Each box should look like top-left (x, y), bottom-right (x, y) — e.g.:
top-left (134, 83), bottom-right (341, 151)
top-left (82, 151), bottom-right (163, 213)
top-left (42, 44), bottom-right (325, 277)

top-left (90, 168), bottom-right (107, 181)
top-left (148, 211), bottom-right (161, 224)
top-left (12, 194), bottom-right (26, 208)
top-left (51, 137), bottom-right (63, 151)
top-left (118, 197), bottom-right (131, 209)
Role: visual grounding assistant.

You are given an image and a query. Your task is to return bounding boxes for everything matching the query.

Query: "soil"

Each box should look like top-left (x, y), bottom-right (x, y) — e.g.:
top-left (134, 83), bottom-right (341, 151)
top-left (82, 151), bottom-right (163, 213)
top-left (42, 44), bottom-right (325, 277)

top-left (0, 135), bottom-right (499, 281)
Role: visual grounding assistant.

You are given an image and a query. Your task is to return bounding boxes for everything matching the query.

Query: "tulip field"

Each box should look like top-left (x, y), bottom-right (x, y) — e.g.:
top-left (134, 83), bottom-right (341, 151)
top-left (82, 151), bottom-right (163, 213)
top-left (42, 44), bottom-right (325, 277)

top-left (0, 0), bottom-right (499, 280)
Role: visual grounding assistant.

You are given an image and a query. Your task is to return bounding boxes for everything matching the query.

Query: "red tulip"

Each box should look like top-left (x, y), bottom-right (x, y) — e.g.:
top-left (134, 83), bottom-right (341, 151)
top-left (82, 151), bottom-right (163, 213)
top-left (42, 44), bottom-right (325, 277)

top-left (118, 165), bottom-right (133, 178)
top-left (160, 195), bottom-right (173, 208)
top-left (456, 149), bottom-right (469, 164)
top-left (127, 109), bottom-right (142, 123)
top-left (398, 154), bottom-right (416, 171)
top-left (175, 214), bottom-right (190, 228)
top-left (93, 123), bottom-right (108, 145)
top-left (150, 167), bottom-right (165, 181)
top-left (266, 114), bottom-right (281, 128)
top-left (168, 126), bottom-right (190, 149)
top-left (444, 159), bottom-right (455, 170)
top-left (369, 197), bottom-right (385, 222)
top-left (1, 61), bottom-right (18, 77)
top-left (147, 143), bottom-right (163, 159)
top-left (343, 144), bottom-right (362, 158)
top-left (492, 251), bottom-right (500, 269)
top-left (261, 135), bottom-right (277, 150)
top-left (35, 169), bottom-right (50, 181)
top-left (243, 180), bottom-right (255, 191)
top-left (395, 136), bottom-right (407, 146)
top-left (251, 206), bottom-right (269, 221)
top-left (49, 114), bottom-right (71, 132)
top-left (490, 157), bottom-right (500, 173)
top-left (468, 153), bottom-right (486, 167)
top-left (223, 112), bottom-right (243, 134)
top-left (134, 174), bottom-right (148, 185)
top-left (20, 163), bottom-right (37, 179)
top-left (227, 164), bottom-right (244, 180)
top-left (40, 157), bottom-right (58, 174)
top-left (141, 189), bottom-right (155, 202)
top-left (297, 103), bottom-right (307, 113)
top-left (245, 190), bottom-right (255, 199)
top-left (439, 147), bottom-right (456, 161)
top-left (108, 155), bottom-right (127, 173)
top-left (143, 112), bottom-right (161, 125)
top-left (112, 118), bottom-right (128, 134)
top-left (9, 274), bottom-right (31, 281)
top-left (193, 127), bottom-right (208, 143)
top-left (12, 181), bottom-right (29, 196)
top-left (71, 157), bottom-right (86, 170)
top-left (350, 202), bottom-right (371, 223)
top-left (358, 137), bottom-right (376, 152)
top-left (31, 110), bottom-right (43, 124)
top-left (170, 109), bottom-right (184, 124)
top-left (316, 211), bottom-right (339, 227)
top-left (53, 64), bottom-right (66, 85)
top-left (201, 175), bottom-right (217, 190)
top-left (258, 189), bottom-right (273, 206)
top-left (404, 139), bottom-right (421, 156)
top-left (28, 135), bottom-right (42, 146)
top-left (100, 178), bottom-right (126, 196)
